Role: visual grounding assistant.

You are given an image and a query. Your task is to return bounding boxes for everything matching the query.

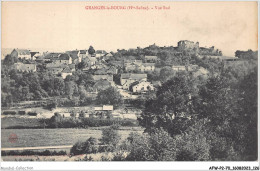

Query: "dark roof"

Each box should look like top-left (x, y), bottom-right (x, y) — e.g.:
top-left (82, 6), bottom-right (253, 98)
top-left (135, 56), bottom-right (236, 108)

top-left (30, 52), bottom-right (39, 57)
top-left (59, 53), bottom-right (70, 60)
top-left (66, 51), bottom-right (79, 60)
top-left (14, 49), bottom-right (31, 55)
top-left (61, 67), bottom-right (72, 73)
top-left (44, 53), bottom-right (61, 59)
top-left (129, 81), bottom-right (140, 88)
top-left (79, 50), bottom-right (87, 54)
top-left (92, 75), bottom-right (113, 81)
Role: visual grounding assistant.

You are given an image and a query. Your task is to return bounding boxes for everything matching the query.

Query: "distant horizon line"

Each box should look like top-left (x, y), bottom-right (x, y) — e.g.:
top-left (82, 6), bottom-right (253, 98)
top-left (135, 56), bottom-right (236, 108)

top-left (1, 44), bottom-right (257, 57)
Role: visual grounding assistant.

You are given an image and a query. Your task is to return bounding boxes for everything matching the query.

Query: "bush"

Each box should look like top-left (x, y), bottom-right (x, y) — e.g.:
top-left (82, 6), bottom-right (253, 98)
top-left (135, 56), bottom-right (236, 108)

top-left (112, 151), bottom-right (128, 161)
top-left (3, 111), bottom-right (16, 115)
top-left (45, 117), bottom-right (138, 128)
top-left (100, 127), bottom-right (121, 152)
top-left (125, 128), bottom-right (176, 161)
top-left (70, 137), bottom-right (98, 155)
top-left (27, 112), bottom-right (37, 116)
top-left (1, 150), bottom-right (67, 156)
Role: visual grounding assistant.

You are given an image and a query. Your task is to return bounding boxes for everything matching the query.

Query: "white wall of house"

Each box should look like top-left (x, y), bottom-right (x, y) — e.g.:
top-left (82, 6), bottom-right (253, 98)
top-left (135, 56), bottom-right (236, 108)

top-left (172, 66), bottom-right (186, 71)
top-left (139, 65), bottom-right (155, 72)
top-left (53, 58), bottom-right (72, 65)
top-left (132, 82), bottom-right (154, 93)
top-left (14, 63), bottom-right (37, 72)
top-left (18, 54), bottom-right (31, 60)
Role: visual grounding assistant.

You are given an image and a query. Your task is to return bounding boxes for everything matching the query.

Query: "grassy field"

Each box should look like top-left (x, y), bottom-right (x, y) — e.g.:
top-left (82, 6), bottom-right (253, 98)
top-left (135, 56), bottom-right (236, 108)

top-left (1, 127), bottom-right (144, 148)
top-left (1, 117), bottom-right (44, 129)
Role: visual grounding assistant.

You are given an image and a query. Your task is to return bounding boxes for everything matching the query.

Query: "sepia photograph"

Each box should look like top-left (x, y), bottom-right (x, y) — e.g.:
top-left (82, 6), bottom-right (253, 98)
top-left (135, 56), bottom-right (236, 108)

top-left (0, 1), bottom-right (259, 170)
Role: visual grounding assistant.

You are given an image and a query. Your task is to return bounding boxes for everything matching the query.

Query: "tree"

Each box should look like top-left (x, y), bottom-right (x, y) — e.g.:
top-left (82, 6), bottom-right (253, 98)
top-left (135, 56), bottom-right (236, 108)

top-left (159, 66), bottom-right (176, 82)
top-left (197, 68), bottom-right (258, 160)
top-left (138, 74), bottom-right (197, 135)
top-left (3, 55), bottom-right (17, 66)
top-left (88, 46), bottom-right (95, 55)
top-left (96, 87), bottom-right (123, 107)
top-left (174, 119), bottom-right (211, 161)
top-left (125, 129), bottom-right (176, 161)
top-left (65, 81), bottom-right (78, 99)
top-left (100, 127), bottom-right (121, 151)
top-left (235, 67), bottom-right (258, 160)
top-left (70, 137), bottom-right (98, 155)
top-left (235, 49), bottom-right (257, 60)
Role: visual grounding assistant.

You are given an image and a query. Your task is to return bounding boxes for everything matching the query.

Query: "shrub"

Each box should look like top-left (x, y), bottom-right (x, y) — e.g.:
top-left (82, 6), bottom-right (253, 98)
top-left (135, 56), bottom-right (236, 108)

top-left (100, 127), bottom-right (121, 152)
top-left (3, 111), bottom-right (16, 115)
top-left (18, 111), bottom-right (26, 115)
top-left (112, 151), bottom-right (128, 161)
top-left (1, 150), bottom-right (67, 156)
top-left (70, 137), bottom-right (98, 155)
top-left (27, 112), bottom-right (37, 116)
top-left (125, 128), bottom-right (176, 161)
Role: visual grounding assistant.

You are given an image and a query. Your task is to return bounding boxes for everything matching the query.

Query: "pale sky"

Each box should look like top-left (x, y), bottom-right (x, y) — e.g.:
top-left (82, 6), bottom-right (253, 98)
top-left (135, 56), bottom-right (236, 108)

top-left (2, 1), bottom-right (258, 56)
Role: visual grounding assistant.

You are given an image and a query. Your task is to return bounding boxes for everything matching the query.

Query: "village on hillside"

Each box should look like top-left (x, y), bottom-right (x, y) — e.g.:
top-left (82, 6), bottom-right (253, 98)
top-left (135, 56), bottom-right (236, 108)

top-left (1, 40), bottom-right (246, 120)
top-left (1, 39), bottom-right (258, 162)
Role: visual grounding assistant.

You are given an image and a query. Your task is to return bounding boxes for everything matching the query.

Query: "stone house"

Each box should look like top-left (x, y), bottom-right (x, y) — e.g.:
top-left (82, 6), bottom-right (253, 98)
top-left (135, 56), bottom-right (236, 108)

top-left (53, 53), bottom-right (72, 65)
top-left (79, 50), bottom-right (88, 59)
top-left (66, 50), bottom-right (82, 64)
top-left (13, 63), bottom-right (37, 72)
top-left (138, 63), bottom-right (155, 72)
top-left (61, 67), bottom-right (72, 79)
top-left (120, 73), bottom-right (147, 90)
top-left (10, 49), bottom-right (31, 60)
top-left (92, 74), bottom-right (114, 83)
top-left (130, 81), bottom-right (154, 93)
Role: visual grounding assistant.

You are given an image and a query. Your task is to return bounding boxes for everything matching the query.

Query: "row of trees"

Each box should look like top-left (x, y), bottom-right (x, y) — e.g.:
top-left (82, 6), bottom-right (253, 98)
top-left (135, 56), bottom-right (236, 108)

top-left (1, 65), bottom-right (124, 108)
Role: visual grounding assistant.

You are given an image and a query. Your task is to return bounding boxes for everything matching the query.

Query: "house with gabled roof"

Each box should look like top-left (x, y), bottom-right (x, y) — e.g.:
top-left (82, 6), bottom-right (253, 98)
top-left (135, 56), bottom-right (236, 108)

top-left (53, 53), bottom-right (72, 65)
top-left (84, 56), bottom-right (97, 66)
top-left (30, 51), bottom-right (41, 60)
top-left (125, 63), bottom-right (138, 72)
top-left (92, 74), bottom-right (113, 83)
top-left (66, 50), bottom-right (82, 64)
top-left (10, 49), bottom-right (31, 60)
top-left (46, 65), bottom-right (64, 75)
top-left (79, 50), bottom-right (87, 59)
top-left (120, 73), bottom-right (147, 90)
top-left (94, 65), bottom-right (118, 75)
top-left (129, 81), bottom-right (154, 93)
top-left (44, 52), bottom-right (61, 61)
top-left (138, 63), bottom-right (155, 72)
top-left (102, 52), bottom-right (113, 61)
top-left (61, 67), bottom-right (72, 79)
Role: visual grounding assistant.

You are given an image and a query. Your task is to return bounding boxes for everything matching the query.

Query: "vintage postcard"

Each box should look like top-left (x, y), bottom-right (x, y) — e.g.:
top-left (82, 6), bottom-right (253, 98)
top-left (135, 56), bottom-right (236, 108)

top-left (1, 1), bottom-right (259, 171)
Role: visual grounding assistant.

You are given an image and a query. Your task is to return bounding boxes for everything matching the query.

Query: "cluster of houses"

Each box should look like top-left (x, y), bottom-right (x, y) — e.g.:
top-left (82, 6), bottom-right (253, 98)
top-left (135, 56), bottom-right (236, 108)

top-left (7, 41), bottom-right (240, 96)
top-left (9, 48), bottom-right (113, 79)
